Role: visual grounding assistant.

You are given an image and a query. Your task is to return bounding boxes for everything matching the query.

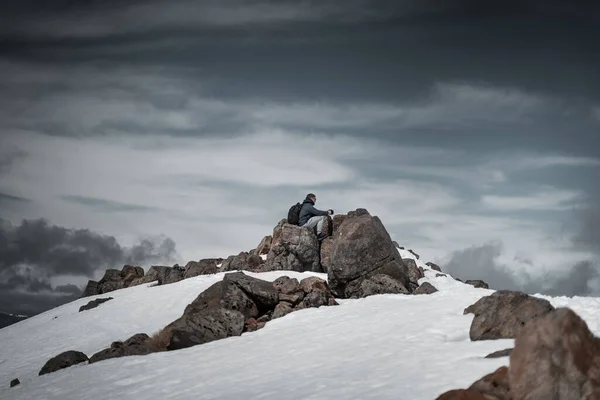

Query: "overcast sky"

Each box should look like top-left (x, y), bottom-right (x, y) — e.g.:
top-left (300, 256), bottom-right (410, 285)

top-left (1, 0), bottom-right (599, 316)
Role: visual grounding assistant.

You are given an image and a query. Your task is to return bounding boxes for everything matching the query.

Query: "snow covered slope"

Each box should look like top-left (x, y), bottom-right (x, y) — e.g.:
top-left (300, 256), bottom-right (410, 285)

top-left (2, 250), bottom-right (600, 399)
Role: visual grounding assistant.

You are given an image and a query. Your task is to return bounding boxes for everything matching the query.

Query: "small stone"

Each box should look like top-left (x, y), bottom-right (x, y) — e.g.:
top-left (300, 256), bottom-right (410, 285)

top-left (10, 378), bottom-right (20, 388)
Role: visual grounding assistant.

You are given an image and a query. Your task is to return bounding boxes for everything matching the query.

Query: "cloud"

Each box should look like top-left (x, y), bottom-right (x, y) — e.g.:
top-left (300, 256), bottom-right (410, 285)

top-left (571, 204), bottom-right (600, 254)
top-left (0, 144), bottom-right (27, 175)
top-left (481, 187), bottom-right (586, 211)
top-left (0, 218), bottom-right (179, 315)
top-left (441, 242), bottom-right (600, 297)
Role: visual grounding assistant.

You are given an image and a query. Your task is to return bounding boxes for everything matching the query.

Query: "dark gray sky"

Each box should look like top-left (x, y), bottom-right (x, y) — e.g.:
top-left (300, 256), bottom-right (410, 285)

top-left (1, 0), bottom-right (599, 315)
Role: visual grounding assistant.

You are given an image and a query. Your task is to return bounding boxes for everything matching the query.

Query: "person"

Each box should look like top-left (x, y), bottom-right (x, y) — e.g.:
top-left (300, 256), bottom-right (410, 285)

top-left (298, 193), bottom-right (334, 240)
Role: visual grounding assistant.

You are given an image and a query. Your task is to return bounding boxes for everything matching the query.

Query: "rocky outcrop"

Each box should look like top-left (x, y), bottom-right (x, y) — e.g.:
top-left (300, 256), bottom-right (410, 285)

top-left (81, 280), bottom-right (99, 297)
top-left (165, 272), bottom-right (336, 351)
top-left (413, 282), bottom-right (438, 295)
top-left (426, 262), bottom-right (442, 272)
top-left (509, 307), bottom-right (600, 399)
top-left (463, 290), bottom-right (555, 341)
top-left (263, 222), bottom-right (321, 273)
top-left (221, 252), bottom-right (265, 272)
top-left (438, 307), bottom-right (600, 399)
top-left (10, 378), bottom-right (20, 388)
top-left (184, 258), bottom-right (223, 278)
top-left (253, 235), bottom-right (272, 256)
top-left (465, 280), bottom-right (489, 289)
top-left (402, 258), bottom-right (424, 290)
top-left (89, 333), bottom-right (152, 364)
top-left (326, 209), bottom-right (412, 298)
top-left (39, 350), bottom-right (89, 376)
top-left (79, 297), bottom-right (113, 312)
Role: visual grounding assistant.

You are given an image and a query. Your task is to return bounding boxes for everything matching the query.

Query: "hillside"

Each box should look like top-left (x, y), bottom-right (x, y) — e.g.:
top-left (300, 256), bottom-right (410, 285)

top-left (0, 313), bottom-right (28, 330)
top-left (2, 210), bottom-right (600, 399)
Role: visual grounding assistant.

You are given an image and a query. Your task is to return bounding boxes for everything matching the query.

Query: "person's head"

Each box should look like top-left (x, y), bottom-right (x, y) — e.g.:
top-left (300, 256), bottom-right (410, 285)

top-left (307, 193), bottom-right (316, 203)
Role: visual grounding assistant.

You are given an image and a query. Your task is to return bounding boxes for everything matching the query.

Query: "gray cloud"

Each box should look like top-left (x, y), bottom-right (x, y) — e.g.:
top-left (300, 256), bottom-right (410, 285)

top-left (572, 204), bottom-right (600, 254)
top-left (60, 195), bottom-right (160, 213)
top-left (0, 146), bottom-right (27, 175)
top-left (441, 242), bottom-right (600, 297)
top-left (0, 218), bottom-right (179, 315)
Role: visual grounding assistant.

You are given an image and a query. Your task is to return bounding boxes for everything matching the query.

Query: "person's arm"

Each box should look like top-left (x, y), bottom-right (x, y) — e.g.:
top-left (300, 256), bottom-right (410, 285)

top-left (305, 203), bottom-right (330, 217)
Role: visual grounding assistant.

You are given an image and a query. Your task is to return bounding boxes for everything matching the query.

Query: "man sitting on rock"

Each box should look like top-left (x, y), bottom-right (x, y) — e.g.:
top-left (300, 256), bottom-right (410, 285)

top-left (298, 193), bottom-right (334, 240)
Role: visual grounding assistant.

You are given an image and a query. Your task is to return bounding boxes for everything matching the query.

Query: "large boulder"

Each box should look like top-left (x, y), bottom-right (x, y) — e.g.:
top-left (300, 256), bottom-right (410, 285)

top-left (130, 265), bottom-right (171, 286)
top-left (463, 290), bottom-right (555, 341)
top-left (184, 258), bottom-right (222, 278)
top-left (165, 280), bottom-right (246, 350)
top-left (326, 209), bottom-right (411, 298)
top-left (221, 252), bottom-right (264, 272)
top-left (39, 350), bottom-right (89, 376)
top-left (157, 265), bottom-right (186, 285)
top-left (320, 237), bottom-right (335, 273)
top-left (436, 366), bottom-right (510, 400)
top-left (413, 282), bottom-right (438, 295)
top-left (89, 333), bottom-right (152, 364)
top-left (223, 272), bottom-right (279, 312)
top-left (121, 265), bottom-right (144, 285)
top-left (402, 258), bottom-right (424, 286)
top-left (97, 269), bottom-right (126, 293)
top-left (509, 307), bottom-right (600, 399)
top-left (263, 223), bottom-right (321, 273)
top-left (81, 280), bottom-right (99, 297)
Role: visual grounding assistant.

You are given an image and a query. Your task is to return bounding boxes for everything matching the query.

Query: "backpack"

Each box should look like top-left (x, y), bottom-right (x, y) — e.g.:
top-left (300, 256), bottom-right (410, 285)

top-left (287, 202), bottom-right (303, 225)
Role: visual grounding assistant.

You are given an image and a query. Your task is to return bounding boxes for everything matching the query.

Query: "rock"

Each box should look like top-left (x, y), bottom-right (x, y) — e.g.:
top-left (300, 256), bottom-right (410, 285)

top-left (79, 297), bottom-right (114, 312)
top-left (467, 366), bottom-right (510, 400)
top-left (465, 280), bottom-right (489, 289)
top-left (436, 273), bottom-right (447, 278)
top-left (319, 237), bottom-right (335, 273)
top-left (39, 350), bottom-right (89, 376)
top-left (321, 215), bottom-right (333, 236)
top-left (253, 235), bottom-right (272, 256)
top-left (157, 265), bottom-right (186, 285)
top-left (272, 276), bottom-right (300, 295)
top-left (298, 276), bottom-right (337, 307)
top-left (81, 280), bottom-right (99, 297)
top-left (360, 274), bottom-right (409, 297)
top-left (89, 333), bottom-right (152, 364)
top-left (272, 302), bottom-right (294, 319)
top-left (509, 307), bottom-right (600, 399)
top-left (464, 290), bottom-right (555, 341)
top-left (97, 269), bottom-right (126, 293)
top-left (244, 318), bottom-right (266, 332)
top-left (221, 252), bottom-right (264, 272)
top-left (331, 214), bottom-right (347, 235)
top-left (10, 378), bottom-right (20, 388)
top-left (121, 265), bottom-right (144, 285)
top-left (165, 280), bottom-right (248, 351)
top-left (224, 272), bottom-right (279, 311)
top-left (484, 348), bottom-right (512, 358)
top-left (402, 258), bottom-right (424, 284)
top-left (435, 389), bottom-right (488, 400)
top-left (408, 249), bottom-right (420, 259)
top-left (327, 209), bottom-right (411, 298)
top-left (413, 282), bottom-right (438, 295)
top-left (426, 262), bottom-right (442, 272)
top-left (130, 265), bottom-right (171, 286)
top-left (184, 258), bottom-right (222, 278)
top-left (279, 293), bottom-right (302, 305)
top-left (264, 223), bottom-right (321, 273)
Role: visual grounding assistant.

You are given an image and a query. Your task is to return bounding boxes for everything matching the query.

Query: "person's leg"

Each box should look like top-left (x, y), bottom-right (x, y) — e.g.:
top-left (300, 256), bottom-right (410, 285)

top-left (303, 216), bottom-right (325, 234)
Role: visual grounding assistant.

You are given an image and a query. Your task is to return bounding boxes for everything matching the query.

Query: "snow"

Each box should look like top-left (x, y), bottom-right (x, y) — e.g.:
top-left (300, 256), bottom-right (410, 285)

top-left (2, 252), bottom-right (600, 399)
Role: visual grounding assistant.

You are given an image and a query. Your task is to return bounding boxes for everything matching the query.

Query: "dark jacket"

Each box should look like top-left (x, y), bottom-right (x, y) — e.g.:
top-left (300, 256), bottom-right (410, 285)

top-left (298, 196), bottom-right (329, 226)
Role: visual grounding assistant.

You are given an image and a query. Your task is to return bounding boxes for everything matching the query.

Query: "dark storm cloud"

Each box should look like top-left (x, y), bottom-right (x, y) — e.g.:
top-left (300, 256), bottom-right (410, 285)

top-left (0, 192), bottom-right (31, 204)
top-left (572, 204), bottom-right (600, 254)
top-left (0, 218), bottom-right (179, 315)
top-left (442, 242), bottom-right (600, 297)
top-left (0, 146), bottom-right (27, 175)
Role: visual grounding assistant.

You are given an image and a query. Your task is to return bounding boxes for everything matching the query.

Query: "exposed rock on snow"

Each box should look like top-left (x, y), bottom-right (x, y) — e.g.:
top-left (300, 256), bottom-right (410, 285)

top-left (89, 333), bottom-right (153, 364)
top-left (184, 258), bottom-right (223, 278)
top-left (484, 348), bottom-right (512, 359)
top-left (414, 282), bottom-right (438, 295)
top-left (465, 280), bottom-right (489, 289)
top-left (78, 297), bottom-right (113, 312)
top-left (10, 378), bottom-right (20, 388)
top-left (326, 209), bottom-right (412, 298)
top-left (221, 252), bottom-right (265, 272)
top-left (426, 262), bottom-right (442, 272)
top-left (440, 307), bottom-right (600, 399)
top-left (263, 221), bottom-right (321, 273)
top-left (463, 290), bottom-right (555, 341)
top-left (38, 351), bottom-right (89, 376)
